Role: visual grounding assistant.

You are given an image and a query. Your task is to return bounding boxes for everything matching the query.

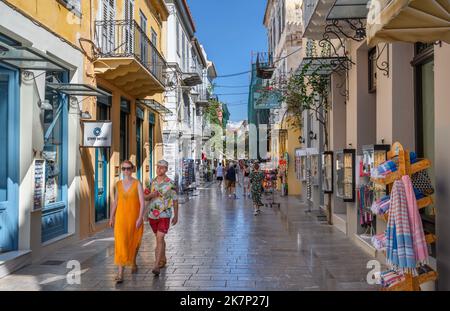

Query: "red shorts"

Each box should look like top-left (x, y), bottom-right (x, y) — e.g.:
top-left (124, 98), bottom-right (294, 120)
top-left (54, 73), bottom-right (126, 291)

top-left (149, 218), bottom-right (170, 234)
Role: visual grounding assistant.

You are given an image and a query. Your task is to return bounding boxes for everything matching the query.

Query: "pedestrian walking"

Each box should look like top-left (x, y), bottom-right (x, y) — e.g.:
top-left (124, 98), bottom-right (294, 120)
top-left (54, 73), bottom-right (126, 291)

top-left (216, 163), bottom-right (224, 189)
top-left (243, 164), bottom-right (250, 197)
top-left (144, 160), bottom-right (179, 276)
top-left (109, 160), bottom-right (145, 284)
top-left (249, 162), bottom-right (265, 215)
top-left (226, 163), bottom-right (237, 199)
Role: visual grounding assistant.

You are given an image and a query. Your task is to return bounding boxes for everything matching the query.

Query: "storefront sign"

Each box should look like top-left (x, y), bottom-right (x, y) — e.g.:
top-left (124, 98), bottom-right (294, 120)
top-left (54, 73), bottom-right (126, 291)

top-left (82, 121), bottom-right (112, 147)
top-left (33, 159), bottom-right (46, 211)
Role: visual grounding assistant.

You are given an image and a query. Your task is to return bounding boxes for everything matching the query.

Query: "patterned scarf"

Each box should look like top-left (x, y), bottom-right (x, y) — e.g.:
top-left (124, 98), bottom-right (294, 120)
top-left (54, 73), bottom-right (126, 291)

top-left (386, 180), bottom-right (416, 272)
top-left (402, 175), bottom-right (429, 264)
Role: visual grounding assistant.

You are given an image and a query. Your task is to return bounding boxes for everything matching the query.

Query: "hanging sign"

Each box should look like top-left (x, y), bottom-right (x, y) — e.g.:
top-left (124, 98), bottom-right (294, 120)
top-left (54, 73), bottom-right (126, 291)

top-left (82, 121), bottom-right (112, 147)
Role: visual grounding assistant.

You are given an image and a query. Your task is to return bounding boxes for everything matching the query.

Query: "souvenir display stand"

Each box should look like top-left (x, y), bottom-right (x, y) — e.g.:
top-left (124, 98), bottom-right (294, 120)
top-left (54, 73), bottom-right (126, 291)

top-left (263, 169), bottom-right (280, 208)
top-left (370, 142), bottom-right (437, 291)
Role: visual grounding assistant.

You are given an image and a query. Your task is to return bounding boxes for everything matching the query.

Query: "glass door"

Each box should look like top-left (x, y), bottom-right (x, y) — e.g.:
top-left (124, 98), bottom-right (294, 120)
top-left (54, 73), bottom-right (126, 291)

top-left (0, 69), bottom-right (19, 253)
top-left (95, 100), bottom-right (110, 222)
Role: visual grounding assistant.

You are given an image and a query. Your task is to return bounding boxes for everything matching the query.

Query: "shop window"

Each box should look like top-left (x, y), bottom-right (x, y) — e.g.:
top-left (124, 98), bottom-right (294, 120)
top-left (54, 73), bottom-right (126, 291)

top-left (42, 74), bottom-right (67, 205)
top-left (414, 42), bottom-right (436, 257)
top-left (368, 47), bottom-right (377, 93)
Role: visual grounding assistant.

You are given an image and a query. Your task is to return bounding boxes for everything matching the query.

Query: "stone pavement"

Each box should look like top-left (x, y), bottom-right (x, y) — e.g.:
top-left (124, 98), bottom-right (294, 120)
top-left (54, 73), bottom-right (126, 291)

top-left (0, 184), bottom-right (378, 291)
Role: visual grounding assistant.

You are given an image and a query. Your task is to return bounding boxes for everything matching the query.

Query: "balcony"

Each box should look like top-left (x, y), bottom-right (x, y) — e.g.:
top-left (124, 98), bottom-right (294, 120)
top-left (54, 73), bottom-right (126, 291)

top-left (182, 62), bottom-right (203, 86)
top-left (255, 52), bottom-right (275, 79)
top-left (94, 20), bottom-right (167, 97)
top-left (193, 86), bottom-right (210, 110)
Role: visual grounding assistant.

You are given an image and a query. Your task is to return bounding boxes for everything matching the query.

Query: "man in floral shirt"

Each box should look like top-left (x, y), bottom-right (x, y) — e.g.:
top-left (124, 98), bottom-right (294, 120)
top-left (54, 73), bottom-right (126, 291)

top-left (145, 160), bottom-right (178, 276)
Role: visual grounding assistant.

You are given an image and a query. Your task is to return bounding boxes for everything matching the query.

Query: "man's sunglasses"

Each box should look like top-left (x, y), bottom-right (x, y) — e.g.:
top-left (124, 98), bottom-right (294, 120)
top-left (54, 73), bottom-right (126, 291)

top-left (121, 166), bottom-right (133, 171)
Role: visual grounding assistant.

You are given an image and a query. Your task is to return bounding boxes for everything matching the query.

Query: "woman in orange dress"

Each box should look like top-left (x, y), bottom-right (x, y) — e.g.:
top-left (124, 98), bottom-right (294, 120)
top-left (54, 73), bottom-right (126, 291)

top-left (109, 160), bottom-right (145, 283)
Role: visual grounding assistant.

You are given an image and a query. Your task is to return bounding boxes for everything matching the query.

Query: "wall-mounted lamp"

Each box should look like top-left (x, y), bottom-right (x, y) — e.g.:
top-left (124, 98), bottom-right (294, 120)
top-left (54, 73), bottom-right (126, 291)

top-left (80, 111), bottom-right (92, 119)
top-left (309, 130), bottom-right (317, 141)
top-left (39, 99), bottom-right (53, 111)
top-left (298, 135), bottom-right (305, 144)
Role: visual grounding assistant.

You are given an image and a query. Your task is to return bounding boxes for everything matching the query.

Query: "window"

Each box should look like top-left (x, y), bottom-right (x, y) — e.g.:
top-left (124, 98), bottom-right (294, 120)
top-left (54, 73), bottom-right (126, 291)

top-left (42, 72), bottom-right (68, 205)
top-left (58, 0), bottom-right (81, 16)
top-left (182, 34), bottom-right (186, 71)
top-left (272, 19), bottom-right (276, 50)
top-left (140, 11), bottom-right (148, 64)
top-left (151, 27), bottom-right (158, 75)
top-left (120, 98), bottom-right (130, 162)
top-left (176, 20), bottom-right (180, 56)
top-left (414, 42), bottom-right (435, 257)
top-left (368, 47), bottom-right (377, 92)
top-left (278, 6), bottom-right (282, 40)
top-left (184, 38), bottom-right (191, 72)
top-left (0, 73), bottom-right (9, 201)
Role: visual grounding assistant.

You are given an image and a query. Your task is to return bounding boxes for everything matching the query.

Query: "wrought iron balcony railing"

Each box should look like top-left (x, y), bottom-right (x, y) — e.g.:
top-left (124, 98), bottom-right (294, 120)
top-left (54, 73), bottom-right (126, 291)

top-left (256, 52), bottom-right (275, 79)
top-left (94, 19), bottom-right (167, 86)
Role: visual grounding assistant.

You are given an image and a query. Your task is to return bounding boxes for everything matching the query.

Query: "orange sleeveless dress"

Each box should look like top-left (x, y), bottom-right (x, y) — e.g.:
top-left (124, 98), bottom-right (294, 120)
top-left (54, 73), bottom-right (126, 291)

top-left (114, 179), bottom-right (144, 266)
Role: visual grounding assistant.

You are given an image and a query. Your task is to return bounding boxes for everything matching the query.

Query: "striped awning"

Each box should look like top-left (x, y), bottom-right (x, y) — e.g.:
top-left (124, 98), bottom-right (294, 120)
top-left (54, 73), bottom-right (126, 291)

top-left (367, 0), bottom-right (450, 47)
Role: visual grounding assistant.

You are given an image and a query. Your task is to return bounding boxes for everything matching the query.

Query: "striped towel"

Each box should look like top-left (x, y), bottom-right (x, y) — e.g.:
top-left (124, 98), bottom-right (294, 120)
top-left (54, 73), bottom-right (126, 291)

top-left (386, 180), bottom-right (416, 272)
top-left (402, 175), bottom-right (429, 264)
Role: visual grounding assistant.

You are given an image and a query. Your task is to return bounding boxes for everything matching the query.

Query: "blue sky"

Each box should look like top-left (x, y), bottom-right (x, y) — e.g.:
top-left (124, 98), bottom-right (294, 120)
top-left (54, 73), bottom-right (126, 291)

top-left (188, 0), bottom-right (267, 122)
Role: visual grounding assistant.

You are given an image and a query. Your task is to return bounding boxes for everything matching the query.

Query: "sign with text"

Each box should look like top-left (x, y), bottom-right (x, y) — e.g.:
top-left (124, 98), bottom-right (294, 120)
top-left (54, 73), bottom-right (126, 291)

top-left (82, 121), bottom-right (112, 147)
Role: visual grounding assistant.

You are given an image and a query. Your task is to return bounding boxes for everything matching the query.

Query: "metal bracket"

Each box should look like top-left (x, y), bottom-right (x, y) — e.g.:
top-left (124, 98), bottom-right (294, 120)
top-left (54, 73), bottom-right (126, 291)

top-left (373, 43), bottom-right (390, 77)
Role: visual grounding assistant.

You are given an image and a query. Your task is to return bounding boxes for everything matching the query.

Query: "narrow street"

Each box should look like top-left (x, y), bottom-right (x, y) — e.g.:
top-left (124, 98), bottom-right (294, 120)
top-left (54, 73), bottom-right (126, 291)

top-left (0, 184), bottom-right (377, 291)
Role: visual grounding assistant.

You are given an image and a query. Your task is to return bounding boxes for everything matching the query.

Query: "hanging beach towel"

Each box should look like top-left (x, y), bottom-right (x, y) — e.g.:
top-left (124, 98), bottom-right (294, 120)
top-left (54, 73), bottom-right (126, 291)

top-left (385, 180), bottom-right (416, 272)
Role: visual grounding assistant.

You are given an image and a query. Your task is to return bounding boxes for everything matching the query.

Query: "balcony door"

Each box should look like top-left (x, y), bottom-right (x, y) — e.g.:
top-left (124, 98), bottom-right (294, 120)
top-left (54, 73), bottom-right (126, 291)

top-left (151, 28), bottom-right (158, 76)
top-left (101, 0), bottom-right (115, 54)
top-left (124, 0), bottom-right (135, 55)
top-left (139, 11), bottom-right (148, 65)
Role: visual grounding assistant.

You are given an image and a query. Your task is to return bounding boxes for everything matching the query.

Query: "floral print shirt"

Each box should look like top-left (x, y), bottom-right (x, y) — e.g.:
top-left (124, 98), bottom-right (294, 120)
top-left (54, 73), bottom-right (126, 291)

top-left (148, 177), bottom-right (178, 220)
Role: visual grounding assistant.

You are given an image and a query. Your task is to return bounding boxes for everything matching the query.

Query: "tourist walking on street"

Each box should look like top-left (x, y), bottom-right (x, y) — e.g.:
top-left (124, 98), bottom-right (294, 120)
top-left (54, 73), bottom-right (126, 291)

top-left (226, 163), bottom-right (237, 199)
top-left (250, 162), bottom-right (265, 215)
top-left (216, 163), bottom-right (224, 190)
top-left (109, 160), bottom-right (145, 284)
top-left (145, 160), bottom-right (179, 276)
top-left (243, 164), bottom-right (250, 198)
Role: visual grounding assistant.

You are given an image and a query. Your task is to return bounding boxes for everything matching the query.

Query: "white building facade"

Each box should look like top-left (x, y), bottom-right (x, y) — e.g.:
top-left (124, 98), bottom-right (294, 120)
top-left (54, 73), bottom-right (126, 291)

top-left (163, 0), bottom-right (216, 190)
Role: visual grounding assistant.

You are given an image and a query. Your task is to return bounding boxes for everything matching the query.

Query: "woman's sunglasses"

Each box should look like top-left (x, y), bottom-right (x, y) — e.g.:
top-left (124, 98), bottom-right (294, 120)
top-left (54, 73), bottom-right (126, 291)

top-left (121, 166), bottom-right (133, 171)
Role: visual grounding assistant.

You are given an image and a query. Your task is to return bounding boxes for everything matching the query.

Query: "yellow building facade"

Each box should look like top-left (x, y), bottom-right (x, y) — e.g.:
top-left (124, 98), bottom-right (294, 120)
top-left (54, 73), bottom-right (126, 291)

top-left (79, 0), bottom-right (169, 238)
top-left (0, 0), bottom-right (169, 249)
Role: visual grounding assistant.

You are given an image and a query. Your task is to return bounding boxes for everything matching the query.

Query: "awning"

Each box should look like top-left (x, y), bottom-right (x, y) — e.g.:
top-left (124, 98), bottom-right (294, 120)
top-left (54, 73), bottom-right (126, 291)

top-left (0, 41), bottom-right (67, 71)
top-left (304, 0), bottom-right (369, 40)
top-left (137, 99), bottom-right (173, 115)
top-left (367, 0), bottom-right (450, 47)
top-left (46, 83), bottom-right (111, 97)
top-left (327, 0), bottom-right (370, 20)
top-left (298, 57), bottom-right (350, 75)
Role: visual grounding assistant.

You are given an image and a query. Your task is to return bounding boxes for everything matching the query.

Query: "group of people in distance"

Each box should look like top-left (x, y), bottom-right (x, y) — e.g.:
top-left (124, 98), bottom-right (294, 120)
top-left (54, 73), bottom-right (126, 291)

top-left (214, 160), bottom-right (265, 216)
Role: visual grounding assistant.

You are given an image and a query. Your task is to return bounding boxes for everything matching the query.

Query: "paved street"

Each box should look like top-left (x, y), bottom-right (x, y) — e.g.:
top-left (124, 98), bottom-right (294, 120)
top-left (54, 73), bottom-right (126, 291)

top-left (0, 184), bottom-right (377, 291)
